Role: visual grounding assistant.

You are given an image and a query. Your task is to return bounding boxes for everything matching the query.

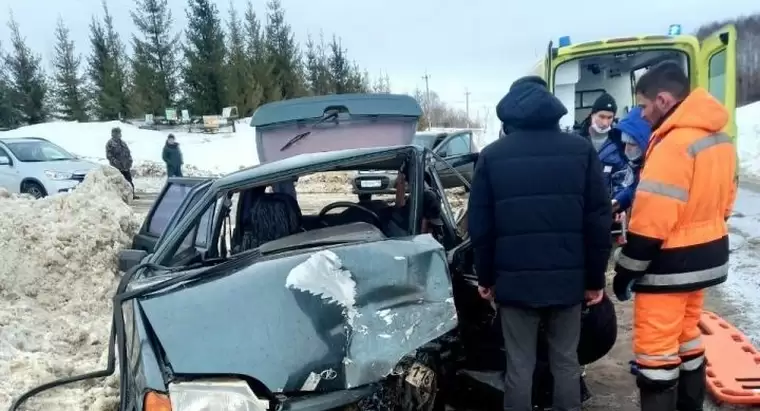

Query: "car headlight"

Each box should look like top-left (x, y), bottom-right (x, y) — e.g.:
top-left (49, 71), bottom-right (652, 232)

top-left (44, 170), bottom-right (73, 180)
top-left (165, 379), bottom-right (270, 411)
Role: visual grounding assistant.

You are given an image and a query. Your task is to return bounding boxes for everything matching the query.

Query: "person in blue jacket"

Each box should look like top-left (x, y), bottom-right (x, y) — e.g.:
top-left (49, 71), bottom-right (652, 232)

top-left (612, 106), bottom-right (651, 212)
top-left (578, 95), bottom-right (650, 214)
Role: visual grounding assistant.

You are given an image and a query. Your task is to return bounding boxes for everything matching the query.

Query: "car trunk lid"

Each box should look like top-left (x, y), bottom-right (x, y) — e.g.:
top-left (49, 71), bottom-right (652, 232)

top-left (250, 94), bottom-right (422, 163)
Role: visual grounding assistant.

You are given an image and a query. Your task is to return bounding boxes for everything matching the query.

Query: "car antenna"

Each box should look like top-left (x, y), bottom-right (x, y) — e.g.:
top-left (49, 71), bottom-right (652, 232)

top-left (280, 109), bottom-right (340, 152)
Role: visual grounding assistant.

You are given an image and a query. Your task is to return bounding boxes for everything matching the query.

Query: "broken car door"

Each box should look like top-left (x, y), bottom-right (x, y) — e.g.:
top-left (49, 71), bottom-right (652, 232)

top-left (434, 132), bottom-right (476, 188)
top-left (131, 177), bottom-right (212, 253)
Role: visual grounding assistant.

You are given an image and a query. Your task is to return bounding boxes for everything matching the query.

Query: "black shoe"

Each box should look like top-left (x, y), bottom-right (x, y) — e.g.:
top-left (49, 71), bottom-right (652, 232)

top-left (677, 362), bottom-right (706, 411)
top-left (640, 385), bottom-right (678, 411)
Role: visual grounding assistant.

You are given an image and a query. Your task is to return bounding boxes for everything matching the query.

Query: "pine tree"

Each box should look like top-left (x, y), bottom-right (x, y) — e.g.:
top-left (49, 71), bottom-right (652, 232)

top-left (263, 0), bottom-right (304, 100)
top-left (243, 1), bottom-right (274, 103)
top-left (347, 62), bottom-right (370, 93)
top-left (327, 36), bottom-right (351, 94)
top-left (226, 1), bottom-right (261, 115)
top-left (304, 33), bottom-right (331, 95)
top-left (183, 0), bottom-right (227, 115)
top-left (88, 1), bottom-right (130, 120)
top-left (130, 0), bottom-right (180, 115)
top-left (5, 15), bottom-right (47, 125)
top-left (103, 2), bottom-right (130, 118)
top-left (52, 17), bottom-right (88, 122)
top-left (372, 71), bottom-right (391, 93)
top-left (0, 41), bottom-right (18, 129)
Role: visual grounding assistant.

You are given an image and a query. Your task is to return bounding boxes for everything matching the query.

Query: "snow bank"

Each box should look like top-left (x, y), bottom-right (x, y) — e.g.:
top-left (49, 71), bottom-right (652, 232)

top-left (738, 101), bottom-right (760, 181)
top-left (0, 119), bottom-right (259, 176)
top-left (0, 166), bottom-right (142, 410)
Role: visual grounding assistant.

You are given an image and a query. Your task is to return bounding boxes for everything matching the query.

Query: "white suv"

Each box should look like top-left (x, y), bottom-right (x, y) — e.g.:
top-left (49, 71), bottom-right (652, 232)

top-left (0, 137), bottom-right (100, 198)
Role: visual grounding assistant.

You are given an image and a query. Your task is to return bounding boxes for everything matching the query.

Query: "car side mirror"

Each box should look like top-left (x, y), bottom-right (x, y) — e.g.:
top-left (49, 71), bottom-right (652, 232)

top-left (118, 249), bottom-right (149, 273)
top-left (0, 156), bottom-right (11, 166)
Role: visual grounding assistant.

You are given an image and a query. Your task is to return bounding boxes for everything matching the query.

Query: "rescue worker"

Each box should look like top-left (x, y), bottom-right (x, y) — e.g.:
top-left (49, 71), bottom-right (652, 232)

top-left (105, 127), bottom-right (137, 197)
top-left (579, 94), bottom-right (637, 213)
top-left (612, 61), bottom-right (736, 411)
top-left (580, 93), bottom-right (617, 151)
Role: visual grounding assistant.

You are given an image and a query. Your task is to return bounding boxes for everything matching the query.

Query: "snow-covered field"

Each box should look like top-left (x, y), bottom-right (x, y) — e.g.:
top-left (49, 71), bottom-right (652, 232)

top-left (738, 101), bottom-right (760, 181)
top-left (1, 102), bottom-right (760, 410)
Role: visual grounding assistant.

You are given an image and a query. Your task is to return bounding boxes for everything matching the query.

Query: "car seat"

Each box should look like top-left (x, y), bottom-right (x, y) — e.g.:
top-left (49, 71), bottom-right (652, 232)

top-left (232, 190), bottom-right (303, 253)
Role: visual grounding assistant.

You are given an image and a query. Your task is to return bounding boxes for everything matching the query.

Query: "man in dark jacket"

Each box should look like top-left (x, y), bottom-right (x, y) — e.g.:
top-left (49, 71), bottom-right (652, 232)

top-left (162, 134), bottom-right (183, 177)
top-left (468, 75), bottom-right (612, 411)
top-left (105, 127), bottom-right (135, 194)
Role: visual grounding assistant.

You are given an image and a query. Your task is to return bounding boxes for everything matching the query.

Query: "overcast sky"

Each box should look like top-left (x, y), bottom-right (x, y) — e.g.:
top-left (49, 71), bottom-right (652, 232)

top-left (1, 0), bottom-right (758, 123)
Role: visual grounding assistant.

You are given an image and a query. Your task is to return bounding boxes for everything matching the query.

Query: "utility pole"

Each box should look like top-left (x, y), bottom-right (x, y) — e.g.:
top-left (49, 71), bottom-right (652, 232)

top-left (422, 71), bottom-right (432, 128)
top-left (465, 88), bottom-right (471, 127)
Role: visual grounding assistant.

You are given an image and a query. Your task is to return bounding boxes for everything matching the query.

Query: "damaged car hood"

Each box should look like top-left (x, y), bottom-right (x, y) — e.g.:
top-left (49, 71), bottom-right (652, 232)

top-left (137, 233), bottom-right (457, 393)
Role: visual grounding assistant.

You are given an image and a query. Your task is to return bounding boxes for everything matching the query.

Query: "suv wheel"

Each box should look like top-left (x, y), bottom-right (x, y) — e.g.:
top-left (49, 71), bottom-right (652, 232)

top-left (21, 181), bottom-right (47, 199)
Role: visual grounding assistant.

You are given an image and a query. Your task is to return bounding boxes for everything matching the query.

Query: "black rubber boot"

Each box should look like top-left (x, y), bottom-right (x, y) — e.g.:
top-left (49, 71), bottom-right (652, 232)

top-left (676, 362), bottom-right (706, 411)
top-left (639, 384), bottom-right (678, 411)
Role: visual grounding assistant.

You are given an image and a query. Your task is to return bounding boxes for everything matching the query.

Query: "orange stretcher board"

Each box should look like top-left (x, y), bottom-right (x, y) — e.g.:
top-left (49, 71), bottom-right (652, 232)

top-left (700, 311), bottom-right (760, 405)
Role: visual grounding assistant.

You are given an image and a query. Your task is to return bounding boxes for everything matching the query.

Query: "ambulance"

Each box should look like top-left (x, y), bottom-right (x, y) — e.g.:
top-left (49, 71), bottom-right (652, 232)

top-left (531, 24), bottom-right (737, 147)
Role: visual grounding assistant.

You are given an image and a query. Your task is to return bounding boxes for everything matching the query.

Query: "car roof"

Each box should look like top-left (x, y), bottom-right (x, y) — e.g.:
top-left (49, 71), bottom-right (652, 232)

top-left (0, 137), bottom-right (50, 143)
top-left (214, 145), bottom-right (423, 189)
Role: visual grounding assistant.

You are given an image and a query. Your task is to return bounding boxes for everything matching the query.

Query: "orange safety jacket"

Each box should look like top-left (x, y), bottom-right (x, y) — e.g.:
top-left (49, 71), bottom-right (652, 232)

top-left (615, 88), bottom-right (736, 293)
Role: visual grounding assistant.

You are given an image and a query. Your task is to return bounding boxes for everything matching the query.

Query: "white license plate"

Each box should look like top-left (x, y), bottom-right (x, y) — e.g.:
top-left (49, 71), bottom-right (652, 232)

top-left (405, 362), bottom-right (434, 388)
top-left (360, 180), bottom-right (382, 188)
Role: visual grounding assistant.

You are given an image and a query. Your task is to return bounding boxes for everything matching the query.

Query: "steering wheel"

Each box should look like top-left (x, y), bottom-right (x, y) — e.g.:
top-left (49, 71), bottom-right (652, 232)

top-left (318, 201), bottom-right (382, 227)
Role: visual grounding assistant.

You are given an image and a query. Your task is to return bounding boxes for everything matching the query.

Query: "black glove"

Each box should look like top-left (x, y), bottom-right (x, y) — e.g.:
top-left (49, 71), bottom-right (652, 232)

top-left (613, 272), bottom-right (636, 302)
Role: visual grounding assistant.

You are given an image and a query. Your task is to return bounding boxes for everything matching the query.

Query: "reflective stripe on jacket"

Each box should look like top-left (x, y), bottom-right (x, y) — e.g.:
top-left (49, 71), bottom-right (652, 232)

top-left (615, 88), bottom-right (737, 293)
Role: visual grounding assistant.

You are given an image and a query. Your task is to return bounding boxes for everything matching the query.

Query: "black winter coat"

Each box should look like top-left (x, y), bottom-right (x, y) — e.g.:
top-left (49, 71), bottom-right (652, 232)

top-left (162, 143), bottom-right (183, 173)
top-left (468, 81), bottom-right (612, 308)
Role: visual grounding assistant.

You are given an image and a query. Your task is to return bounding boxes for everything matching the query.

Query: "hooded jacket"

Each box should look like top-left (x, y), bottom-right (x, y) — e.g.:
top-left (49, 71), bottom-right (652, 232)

top-left (613, 107), bottom-right (651, 210)
top-left (162, 142), bottom-right (183, 174)
top-left (615, 88), bottom-right (736, 293)
top-left (468, 79), bottom-right (612, 308)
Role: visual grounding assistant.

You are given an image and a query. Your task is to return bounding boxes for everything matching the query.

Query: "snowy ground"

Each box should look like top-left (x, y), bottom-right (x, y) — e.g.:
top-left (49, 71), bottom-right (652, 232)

top-left (1, 102), bottom-right (760, 410)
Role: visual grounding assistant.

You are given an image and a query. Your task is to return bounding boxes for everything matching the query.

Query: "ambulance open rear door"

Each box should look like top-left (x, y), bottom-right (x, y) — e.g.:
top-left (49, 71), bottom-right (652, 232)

top-left (698, 24), bottom-right (738, 143)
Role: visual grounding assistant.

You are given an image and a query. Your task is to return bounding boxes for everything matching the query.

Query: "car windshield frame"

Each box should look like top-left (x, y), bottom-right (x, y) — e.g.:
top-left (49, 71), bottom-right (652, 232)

top-left (4, 140), bottom-right (77, 162)
top-left (150, 147), bottom-right (424, 267)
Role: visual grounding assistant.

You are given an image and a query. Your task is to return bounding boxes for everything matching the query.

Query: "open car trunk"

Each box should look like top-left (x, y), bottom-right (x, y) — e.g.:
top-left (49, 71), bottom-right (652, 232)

top-left (250, 94), bottom-right (423, 163)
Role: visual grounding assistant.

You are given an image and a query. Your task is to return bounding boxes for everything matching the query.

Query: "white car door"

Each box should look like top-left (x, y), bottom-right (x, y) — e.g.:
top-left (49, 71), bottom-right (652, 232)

top-left (0, 146), bottom-right (22, 193)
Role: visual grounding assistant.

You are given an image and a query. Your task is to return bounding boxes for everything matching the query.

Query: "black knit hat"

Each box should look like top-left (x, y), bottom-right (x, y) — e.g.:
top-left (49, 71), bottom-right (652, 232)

top-left (591, 93), bottom-right (617, 115)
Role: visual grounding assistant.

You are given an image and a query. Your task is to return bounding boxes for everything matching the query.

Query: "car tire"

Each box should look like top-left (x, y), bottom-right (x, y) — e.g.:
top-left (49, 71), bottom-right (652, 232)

top-left (21, 181), bottom-right (47, 199)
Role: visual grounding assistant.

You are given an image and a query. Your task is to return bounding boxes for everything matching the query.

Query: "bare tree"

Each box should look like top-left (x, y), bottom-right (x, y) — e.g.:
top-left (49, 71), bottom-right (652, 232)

top-left (411, 88), bottom-right (482, 130)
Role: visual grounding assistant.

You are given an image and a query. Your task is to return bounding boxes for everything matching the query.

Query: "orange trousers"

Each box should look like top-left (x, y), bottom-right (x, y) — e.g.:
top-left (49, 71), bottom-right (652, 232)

top-left (633, 290), bottom-right (705, 382)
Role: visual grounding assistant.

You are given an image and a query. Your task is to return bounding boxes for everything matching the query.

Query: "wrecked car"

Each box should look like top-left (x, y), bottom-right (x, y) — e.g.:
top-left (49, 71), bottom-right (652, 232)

top-left (115, 94), bottom-right (617, 411)
top-left (8, 94), bottom-right (616, 411)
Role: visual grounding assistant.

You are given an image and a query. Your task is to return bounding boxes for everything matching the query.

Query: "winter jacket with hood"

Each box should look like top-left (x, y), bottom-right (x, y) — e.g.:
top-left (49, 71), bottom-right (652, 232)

top-left (468, 77), bottom-right (612, 308)
top-left (613, 107), bottom-right (651, 210)
top-left (578, 115), bottom-right (634, 207)
top-left (162, 142), bottom-right (183, 176)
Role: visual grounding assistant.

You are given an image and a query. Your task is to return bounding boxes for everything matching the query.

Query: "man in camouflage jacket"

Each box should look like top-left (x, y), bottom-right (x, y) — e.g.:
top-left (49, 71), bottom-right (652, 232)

top-left (105, 127), bottom-right (135, 191)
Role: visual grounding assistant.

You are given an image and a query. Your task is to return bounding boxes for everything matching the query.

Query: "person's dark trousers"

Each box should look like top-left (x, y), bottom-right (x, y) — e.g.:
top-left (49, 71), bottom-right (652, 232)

top-left (119, 168), bottom-right (138, 198)
top-left (501, 304), bottom-right (582, 411)
top-left (119, 169), bottom-right (134, 188)
top-left (167, 166), bottom-right (183, 177)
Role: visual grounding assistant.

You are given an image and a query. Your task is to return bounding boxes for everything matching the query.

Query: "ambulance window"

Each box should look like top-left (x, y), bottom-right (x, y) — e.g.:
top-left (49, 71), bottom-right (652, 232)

top-left (708, 50), bottom-right (726, 102)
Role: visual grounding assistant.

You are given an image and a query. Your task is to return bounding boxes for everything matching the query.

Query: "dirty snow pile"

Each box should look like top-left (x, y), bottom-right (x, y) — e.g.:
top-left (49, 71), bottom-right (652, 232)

top-left (738, 101), bottom-right (760, 181)
top-left (0, 166), bottom-right (142, 411)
